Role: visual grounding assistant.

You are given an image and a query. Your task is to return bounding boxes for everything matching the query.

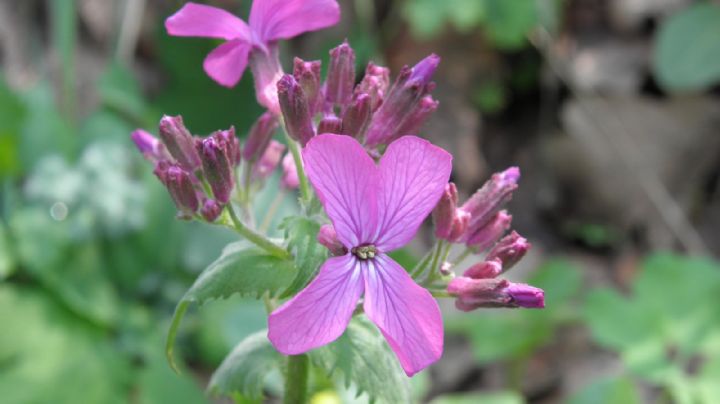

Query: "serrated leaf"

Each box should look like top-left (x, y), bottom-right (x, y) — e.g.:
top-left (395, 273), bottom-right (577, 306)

top-left (166, 241), bottom-right (296, 371)
top-left (310, 317), bottom-right (411, 404)
top-left (654, 3), bottom-right (720, 91)
top-left (280, 216), bottom-right (328, 297)
top-left (209, 331), bottom-right (282, 400)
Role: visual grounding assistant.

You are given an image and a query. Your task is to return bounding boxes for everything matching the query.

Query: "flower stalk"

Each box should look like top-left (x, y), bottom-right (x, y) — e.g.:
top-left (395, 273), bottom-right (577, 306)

top-left (226, 204), bottom-right (291, 260)
top-left (284, 354), bottom-right (309, 404)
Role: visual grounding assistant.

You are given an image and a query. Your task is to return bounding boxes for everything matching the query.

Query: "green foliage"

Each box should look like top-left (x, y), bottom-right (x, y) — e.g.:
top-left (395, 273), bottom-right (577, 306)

top-left (166, 241), bottom-right (297, 371)
top-left (310, 316), bottom-right (412, 404)
top-left (567, 377), bottom-right (641, 404)
top-left (209, 331), bottom-right (282, 400)
top-left (447, 259), bottom-right (582, 362)
top-left (0, 77), bottom-right (25, 176)
top-left (583, 254), bottom-right (720, 403)
top-left (404, 0), bottom-right (539, 50)
top-left (0, 221), bottom-right (16, 279)
top-left (654, 3), bottom-right (720, 91)
top-left (279, 216), bottom-right (328, 297)
top-left (430, 391), bottom-right (525, 404)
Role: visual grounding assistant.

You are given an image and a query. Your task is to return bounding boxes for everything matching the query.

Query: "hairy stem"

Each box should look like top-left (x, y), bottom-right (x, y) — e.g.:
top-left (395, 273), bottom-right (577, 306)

top-left (226, 204), bottom-right (291, 260)
top-left (284, 354), bottom-right (309, 404)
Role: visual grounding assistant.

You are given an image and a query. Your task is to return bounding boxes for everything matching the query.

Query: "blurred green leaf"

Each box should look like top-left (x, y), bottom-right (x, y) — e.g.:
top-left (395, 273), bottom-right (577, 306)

top-left (209, 331), bottom-right (282, 400)
top-left (482, 0), bottom-right (537, 50)
top-left (166, 241), bottom-right (296, 371)
top-left (279, 216), bottom-right (328, 297)
top-left (50, 0), bottom-right (77, 120)
top-left (0, 221), bottom-right (15, 279)
top-left (654, 3), bottom-right (720, 91)
top-left (568, 377), bottom-right (641, 404)
top-left (430, 391), bottom-right (524, 404)
top-left (98, 62), bottom-right (146, 123)
top-left (0, 77), bottom-right (25, 176)
top-left (474, 81), bottom-right (507, 114)
top-left (310, 316), bottom-right (411, 404)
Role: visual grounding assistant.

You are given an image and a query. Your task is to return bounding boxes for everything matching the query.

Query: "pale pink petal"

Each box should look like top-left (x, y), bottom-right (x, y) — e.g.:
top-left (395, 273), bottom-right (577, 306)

top-left (165, 2), bottom-right (251, 41)
top-left (268, 255), bottom-right (363, 354)
top-left (302, 134), bottom-right (379, 247)
top-left (203, 40), bottom-right (251, 88)
top-left (373, 136), bottom-right (452, 251)
top-left (249, 0), bottom-right (340, 43)
top-left (363, 254), bottom-right (443, 376)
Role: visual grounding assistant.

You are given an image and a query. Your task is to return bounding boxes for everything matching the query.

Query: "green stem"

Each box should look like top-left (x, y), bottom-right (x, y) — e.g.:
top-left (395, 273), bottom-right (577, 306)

top-left (286, 134), bottom-right (311, 206)
top-left (226, 204), bottom-right (291, 260)
top-left (426, 240), bottom-right (446, 282)
top-left (284, 354), bottom-right (309, 404)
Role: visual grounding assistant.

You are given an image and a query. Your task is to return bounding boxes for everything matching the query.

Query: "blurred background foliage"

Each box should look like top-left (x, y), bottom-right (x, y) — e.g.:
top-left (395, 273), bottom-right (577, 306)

top-left (0, 0), bottom-right (719, 403)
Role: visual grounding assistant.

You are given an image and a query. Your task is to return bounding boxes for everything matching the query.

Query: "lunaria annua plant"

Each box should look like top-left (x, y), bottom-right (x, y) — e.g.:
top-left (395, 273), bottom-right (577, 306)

top-left (132, 0), bottom-right (544, 401)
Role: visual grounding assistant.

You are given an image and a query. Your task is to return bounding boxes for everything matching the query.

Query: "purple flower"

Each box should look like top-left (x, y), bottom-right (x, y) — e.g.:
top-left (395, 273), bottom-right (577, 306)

top-left (268, 134), bottom-right (452, 376)
top-left (165, 1), bottom-right (340, 113)
top-left (448, 277), bottom-right (545, 310)
top-left (131, 129), bottom-right (170, 163)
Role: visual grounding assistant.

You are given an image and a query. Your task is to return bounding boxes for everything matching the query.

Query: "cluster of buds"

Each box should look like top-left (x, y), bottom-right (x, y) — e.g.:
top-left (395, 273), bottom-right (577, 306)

top-left (132, 115), bottom-right (239, 221)
top-left (432, 167), bottom-right (544, 309)
top-left (277, 40), bottom-right (439, 149)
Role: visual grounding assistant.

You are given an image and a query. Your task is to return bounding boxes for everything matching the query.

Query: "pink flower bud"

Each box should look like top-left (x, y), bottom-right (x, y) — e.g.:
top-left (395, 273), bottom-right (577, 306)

top-left (433, 182), bottom-right (464, 241)
top-left (393, 95), bottom-right (438, 139)
top-left (277, 75), bottom-right (315, 146)
top-left (317, 115), bottom-right (343, 134)
top-left (465, 210), bottom-right (512, 252)
top-left (197, 129), bottom-right (238, 204)
top-left (326, 40), bottom-right (356, 106)
top-left (159, 115), bottom-right (201, 171)
top-left (293, 57), bottom-right (322, 115)
top-left (356, 62), bottom-right (390, 111)
top-left (281, 153), bottom-right (299, 190)
top-left (365, 54), bottom-right (440, 147)
top-left (449, 277), bottom-right (545, 310)
top-left (317, 224), bottom-right (348, 256)
top-left (505, 283), bottom-right (545, 308)
top-left (154, 162), bottom-right (199, 218)
top-left (463, 259), bottom-right (502, 279)
top-left (486, 231), bottom-right (531, 272)
top-left (342, 93), bottom-right (372, 140)
top-left (200, 198), bottom-right (223, 222)
top-left (131, 129), bottom-right (170, 163)
top-left (461, 167), bottom-right (520, 239)
top-left (242, 112), bottom-right (278, 163)
top-left (253, 140), bottom-right (285, 180)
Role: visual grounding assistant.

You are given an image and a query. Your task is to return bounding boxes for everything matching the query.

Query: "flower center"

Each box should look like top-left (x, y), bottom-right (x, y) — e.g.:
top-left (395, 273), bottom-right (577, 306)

top-left (351, 244), bottom-right (377, 260)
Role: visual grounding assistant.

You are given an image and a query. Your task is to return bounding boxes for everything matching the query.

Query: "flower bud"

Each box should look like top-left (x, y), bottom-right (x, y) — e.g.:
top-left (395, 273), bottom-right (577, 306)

top-left (393, 95), bottom-right (438, 139)
top-left (200, 198), bottom-right (223, 222)
top-left (433, 182), bottom-right (458, 239)
top-left (317, 115), bottom-right (343, 134)
top-left (242, 112), bottom-right (278, 163)
top-left (253, 140), bottom-right (285, 180)
top-left (342, 93), bottom-right (372, 139)
top-left (159, 115), bottom-right (201, 171)
top-left (463, 259), bottom-right (502, 279)
top-left (277, 75), bottom-right (315, 146)
top-left (465, 210), bottom-right (512, 252)
top-left (356, 62), bottom-right (390, 111)
top-left (154, 162), bottom-right (199, 218)
top-left (486, 231), bottom-right (531, 273)
top-left (326, 40), bottom-right (356, 106)
top-left (449, 277), bottom-right (544, 310)
top-left (317, 224), bottom-right (347, 256)
top-left (461, 167), bottom-right (520, 238)
top-left (281, 153), bottom-right (299, 190)
top-left (198, 129), bottom-right (237, 204)
top-left (293, 57), bottom-right (322, 115)
top-left (365, 54), bottom-right (440, 147)
top-left (131, 129), bottom-right (170, 163)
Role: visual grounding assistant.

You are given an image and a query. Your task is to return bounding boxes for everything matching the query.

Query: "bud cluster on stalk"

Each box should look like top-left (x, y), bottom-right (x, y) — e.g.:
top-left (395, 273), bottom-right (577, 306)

top-left (277, 40), bottom-right (440, 150)
top-left (431, 167), bottom-right (544, 310)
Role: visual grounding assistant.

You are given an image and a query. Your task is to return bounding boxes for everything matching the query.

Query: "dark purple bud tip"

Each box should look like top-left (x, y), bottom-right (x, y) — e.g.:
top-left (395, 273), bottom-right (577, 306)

top-left (201, 199), bottom-right (223, 222)
top-left (154, 162), bottom-right (199, 217)
top-left (293, 58), bottom-right (322, 114)
top-left (277, 74), bottom-right (315, 146)
top-left (410, 54), bottom-right (440, 85)
top-left (318, 115), bottom-right (343, 135)
top-left (198, 133), bottom-right (235, 204)
top-left (159, 115), bottom-right (201, 171)
top-left (465, 210), bottom-right (512, 252)
top-left (242, 111), bottom-right (278, 163)
top-left (506, 283), bottom-right (545, 308)
top-left (326, 40), bottom-right (356, 106)
top-left (486, 231), bottom-right (531, 272)
top-left (342, 93), bottom-right (372, 139)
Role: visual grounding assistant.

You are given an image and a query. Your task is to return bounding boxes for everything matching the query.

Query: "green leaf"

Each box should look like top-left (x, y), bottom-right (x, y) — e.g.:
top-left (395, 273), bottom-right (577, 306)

top-left (482, 0), bottom-right (537, 50)
top-left (98, 62), bottom-right (146, 122)
top-left (0, 221), bottom-right (15, 279)
top-left (654, 3), bottom-right (720, 91)
top-left (166, 241), bottom-right (296, 372)
top-left (0, 76), bottom-right (25, 176)
top-left (568, 377), bottom-right (641, 404)
top-left (310, 316), bottom-right (411, 404)
top-left (279, 216), bottom-right (328, 297)
top-left (208, 331), bottom-right (281, 400)
top-left (430, 391), bottom-right (524, 404)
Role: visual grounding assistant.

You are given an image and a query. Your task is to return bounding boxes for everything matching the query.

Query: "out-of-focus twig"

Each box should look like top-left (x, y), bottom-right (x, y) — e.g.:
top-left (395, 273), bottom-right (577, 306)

top-left (115, 0), bottom-right (145, 64)
top-left (530, 28), bottom-right (709, 256)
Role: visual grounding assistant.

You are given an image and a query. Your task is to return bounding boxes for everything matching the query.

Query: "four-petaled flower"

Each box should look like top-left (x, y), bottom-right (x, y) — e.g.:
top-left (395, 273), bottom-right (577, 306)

top-left (165, 0), bottom-right (340, 113)
top-left (268, 134), bottom-right (452, 376)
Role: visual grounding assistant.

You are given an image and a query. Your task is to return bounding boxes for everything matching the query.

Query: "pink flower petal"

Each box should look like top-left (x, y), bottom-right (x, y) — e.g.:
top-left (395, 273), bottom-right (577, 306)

top-left (203, 39), bottom-right (252, 88)
top-left (303, 134), bottom-right (379, 247)
top-left (268, 255), bottom-right (363, 354)
top-left (165, 2), bottom-right (251, 41)
top-left (363, 254), bottom-right (443, 376)
top-left (373, 136), bottom-right (452, 251)
top-left (249, 0), bottom-right (340, 43)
